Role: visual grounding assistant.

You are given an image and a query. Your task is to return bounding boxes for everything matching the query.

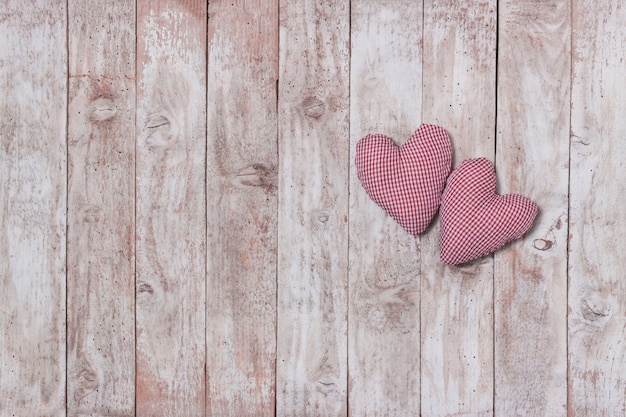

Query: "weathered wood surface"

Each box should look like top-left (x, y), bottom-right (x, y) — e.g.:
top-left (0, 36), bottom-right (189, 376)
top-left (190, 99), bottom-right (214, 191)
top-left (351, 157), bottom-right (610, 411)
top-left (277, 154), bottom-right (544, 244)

top-left (4, 2), bottom-right (626, 416)
top-left (0, 2), bottom-right (67, 416)
top-left (276, 0), bottom-right (350, 415)
top-left (348, 1), bottom-right (422, 416)
top-left (569, 1), bottom-right (626, 415)
top-left (135, 1), bottom-right (207, 415)
top-left (66, 1), bottom-right (136, 415)
top-left (495, 1), bottom-right (571, 416)
top-left (420, 1), bottom-right (497, 416)
top-left (206, 0), bottom-right (278, 415)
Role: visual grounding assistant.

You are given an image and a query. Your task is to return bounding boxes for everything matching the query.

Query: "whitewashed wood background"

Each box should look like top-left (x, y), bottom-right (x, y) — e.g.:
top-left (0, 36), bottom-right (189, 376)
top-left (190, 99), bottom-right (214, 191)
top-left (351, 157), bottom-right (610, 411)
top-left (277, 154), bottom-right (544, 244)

top-left (1, 0), bottom-right (624, 416)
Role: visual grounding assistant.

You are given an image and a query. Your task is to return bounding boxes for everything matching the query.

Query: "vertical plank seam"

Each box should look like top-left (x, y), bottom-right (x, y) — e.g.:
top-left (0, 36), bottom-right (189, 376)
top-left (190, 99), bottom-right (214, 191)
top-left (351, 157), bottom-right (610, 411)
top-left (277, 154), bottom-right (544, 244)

top-left (275, 2), bottom-right (281, 416)
top-left (419, 2), bottom-right (425, 416)
top-left (205, 4), bottom-right (209, 417)
top-left (492, 1), bottom-right (500, 414)
top-left (133, 2), bottom-right (138, 415)
top-left (566, 0), bottom-right (574, 413)
top-left (64, 0), bottom-right (70, 414)
top-left (346, 1), bottom-right (352, 416)
top-left (493, 0), bottom-right (500, 170)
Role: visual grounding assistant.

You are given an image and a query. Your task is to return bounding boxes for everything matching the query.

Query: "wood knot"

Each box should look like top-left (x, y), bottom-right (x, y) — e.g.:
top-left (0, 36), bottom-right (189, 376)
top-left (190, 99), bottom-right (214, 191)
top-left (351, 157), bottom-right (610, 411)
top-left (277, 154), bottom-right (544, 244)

top-left (312, 209), bottom-right (330, 226)
top-left (90, 97), bottom-right (116, 121)
top-left (302, 96), bottom-right (326, 119)
top-left (82, 204), bottom-right (102, 223)
top-left (137, 282), bottom-right (154, 295)
top-left (581, 298), bottom-right (611, 322)
top-left (74, 368), bottom-right (98, 401)
top-left (233, 164), bottom-right (277, 192)
top-left (144, 113), bottom-right (174, 148)
top-left (533, 239), bottom-right (553, 251)
top-left (366, 305), bottom-right (387, 330)
top-left (317, 380), bottom-right (337, 394)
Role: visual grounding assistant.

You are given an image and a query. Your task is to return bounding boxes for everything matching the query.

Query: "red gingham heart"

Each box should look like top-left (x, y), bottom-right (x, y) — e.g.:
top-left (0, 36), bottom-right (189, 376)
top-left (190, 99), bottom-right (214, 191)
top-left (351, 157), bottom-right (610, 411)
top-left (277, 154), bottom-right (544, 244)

top-left (439, 157), bottom-right (538, 265)
top-left (355, 124), bottom-right (452, 236)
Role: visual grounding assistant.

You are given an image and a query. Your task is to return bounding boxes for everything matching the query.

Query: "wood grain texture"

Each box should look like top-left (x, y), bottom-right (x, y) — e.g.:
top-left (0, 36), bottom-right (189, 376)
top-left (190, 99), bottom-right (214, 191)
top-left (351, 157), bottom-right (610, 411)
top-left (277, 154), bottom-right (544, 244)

top-left (420, 1), bottom-right (497, 416)
top-left (135, 1), bottom-right (206, 415)
top-left (5, 3), bottom-right (626, 415)
top-left (495, 1), bottom-right (570, 416)
top-left (0, 2), bottom-right (67, 415)
top-left (66, 1), bottom-right (135, 415)
top-left (206, 0), bottom-right (278, 415)
top-left (569, 1), bottom-right (626, 415)
top-left (348, 2), bottom-right (422, 416)
top-left (276, 0), bottom-right (350, 415)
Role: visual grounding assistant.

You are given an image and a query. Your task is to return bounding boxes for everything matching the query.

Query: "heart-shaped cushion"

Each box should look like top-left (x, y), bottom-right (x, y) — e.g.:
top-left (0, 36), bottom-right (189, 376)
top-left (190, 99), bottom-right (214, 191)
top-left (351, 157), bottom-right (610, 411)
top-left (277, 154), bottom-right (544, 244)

top-left (355, 124), bottom-right (452, 235)
top-left (439, 157), bottom-right (538, 265)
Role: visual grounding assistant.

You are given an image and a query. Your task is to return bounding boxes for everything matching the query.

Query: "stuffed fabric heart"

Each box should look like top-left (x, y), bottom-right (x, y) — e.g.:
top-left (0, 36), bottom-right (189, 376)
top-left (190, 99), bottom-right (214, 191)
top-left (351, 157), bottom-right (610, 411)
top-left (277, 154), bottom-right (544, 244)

top-left (439, 157), bottom-right (538, 265)
top-left (355, 124), bottom-right (452, 236)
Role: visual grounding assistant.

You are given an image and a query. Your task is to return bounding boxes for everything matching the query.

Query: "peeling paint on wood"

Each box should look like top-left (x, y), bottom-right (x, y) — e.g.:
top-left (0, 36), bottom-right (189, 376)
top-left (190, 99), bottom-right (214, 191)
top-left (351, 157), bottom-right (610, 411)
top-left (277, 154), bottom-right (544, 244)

top-left (495, 1), bottom-right (571, 416)
top-left (66, 1), bottom-right (136, 415)
top-left (277, 0), bottom-right (350, 415)
top-left (136, 1), bottom-right (206, 415)
top-left (0, 1), bottom-right (67, 415)
top-left (420, 1), bottom-right (497, 416)
top-left (348, 2), bottom-right (422, 416)
top-left (3, 3), bottom-right (626, 416)
top-left (569, 1), bottom-right (626, 415)
top-left (206, 0), bottom-right (278, 415)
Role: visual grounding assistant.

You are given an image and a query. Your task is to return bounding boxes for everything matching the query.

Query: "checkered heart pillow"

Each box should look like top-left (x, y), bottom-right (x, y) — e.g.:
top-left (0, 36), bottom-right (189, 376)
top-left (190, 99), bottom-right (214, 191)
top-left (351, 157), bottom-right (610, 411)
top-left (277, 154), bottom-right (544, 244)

top-left (439, 157), bottom-right (538, 265)
top-left (355, 124), bottom-right (452, 236)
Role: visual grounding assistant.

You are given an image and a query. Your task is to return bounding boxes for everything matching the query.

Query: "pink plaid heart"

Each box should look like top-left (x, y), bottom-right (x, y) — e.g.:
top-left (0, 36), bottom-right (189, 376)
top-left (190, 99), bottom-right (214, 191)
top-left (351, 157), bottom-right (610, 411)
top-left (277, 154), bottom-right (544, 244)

top-left (439, 157), bottom-right (538, 265)
top-left (355, 124), bottom-right (452, 236)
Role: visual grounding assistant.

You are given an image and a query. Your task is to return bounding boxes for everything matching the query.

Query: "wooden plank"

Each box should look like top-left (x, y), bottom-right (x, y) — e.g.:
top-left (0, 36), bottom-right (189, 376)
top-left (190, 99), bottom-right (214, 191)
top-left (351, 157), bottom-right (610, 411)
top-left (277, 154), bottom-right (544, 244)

top-left (135, 1), bottom-right (206, 415)
top-left (0, 2), bottom-right (67, 415)
top-left (494, 1), bottom-right (570, 416)
top-left (205, 0), bottom-right (278, 415)
top-left (348, 1), bottom-right (422, 415)
top-left (569, 1), bottom-right (626, 415)
top-left (276, 0), bottom-right (350, 415)
top-left (421, 1), bottom-right (497, 416)
top-left (66, 1), bottom-right (135, 415)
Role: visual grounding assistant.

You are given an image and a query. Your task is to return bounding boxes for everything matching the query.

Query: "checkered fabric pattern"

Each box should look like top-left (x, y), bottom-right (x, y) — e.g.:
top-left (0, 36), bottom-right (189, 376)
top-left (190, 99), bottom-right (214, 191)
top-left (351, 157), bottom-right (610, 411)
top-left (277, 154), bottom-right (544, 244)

top-left (355, 124), bottom-right (452, 236)
top-left (439, 157), bottom-right (538, 265)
